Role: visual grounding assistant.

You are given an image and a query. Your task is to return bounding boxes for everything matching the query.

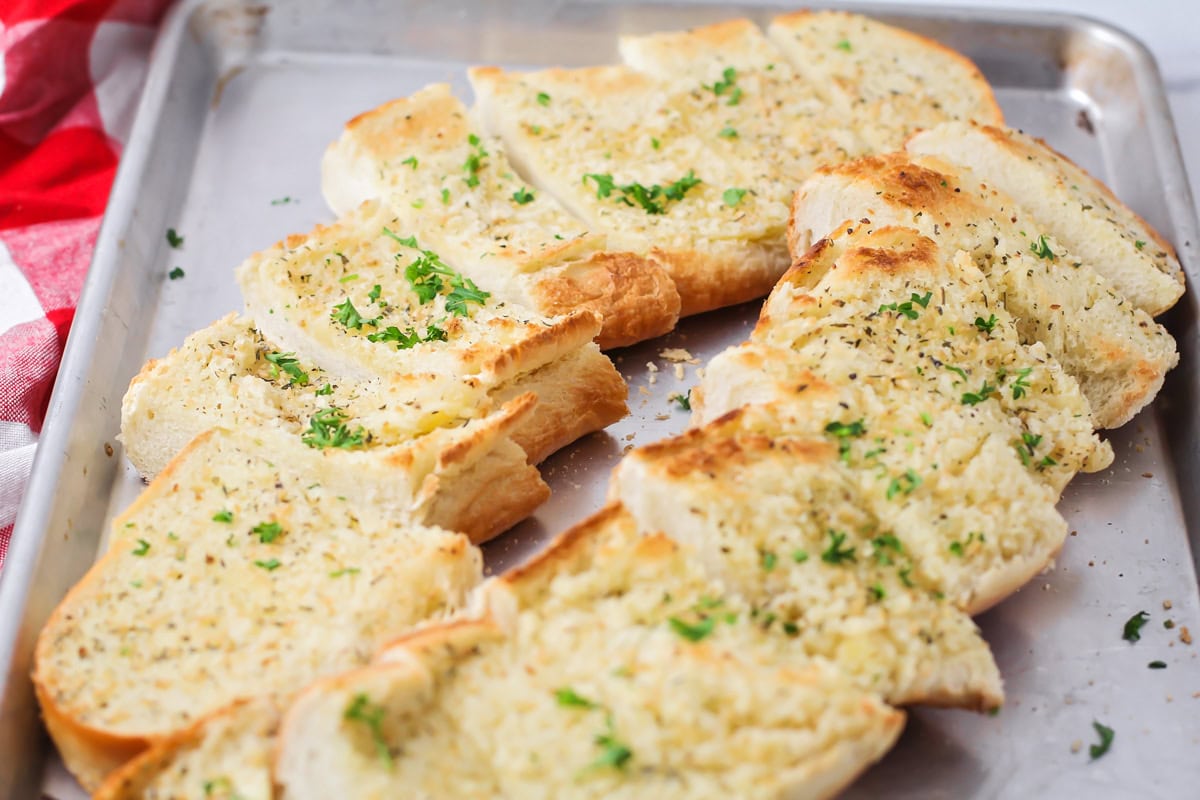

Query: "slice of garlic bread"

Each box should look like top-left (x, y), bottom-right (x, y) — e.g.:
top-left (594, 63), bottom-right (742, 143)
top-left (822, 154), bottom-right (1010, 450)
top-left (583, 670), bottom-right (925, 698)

top-left (617, 18), bottom-right (868, 209)
top-left (34, 427), bottom-right (482, 791)
top-left (94, 698), bottom-right (280, 800)
top-left (469, 64), bottom-right (790, 317)
top-left (767, 10), bottom-right (1003, 152)
top-left (120, 315), bottom-right (549, 542)
top-left (235, 200), bottom-right (628, 460)
top-left (791, 155), bottom-right (1178, 427)
top-left (275, 505), bottom-right (905, 800)
top-left (907, 121), bottom-right (1185, 315)
top-left (322, 84), bottom-right (680, 349)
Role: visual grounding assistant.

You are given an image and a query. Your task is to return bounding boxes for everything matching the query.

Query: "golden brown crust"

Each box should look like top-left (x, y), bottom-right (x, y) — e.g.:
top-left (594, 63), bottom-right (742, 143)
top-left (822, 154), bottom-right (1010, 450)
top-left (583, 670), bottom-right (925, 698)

top-left (651, 241), bottom-right (789, 317)
top-left (532, 250), bottom-right (681, 349)
top-left (496, 344), bottom-right (628, 465)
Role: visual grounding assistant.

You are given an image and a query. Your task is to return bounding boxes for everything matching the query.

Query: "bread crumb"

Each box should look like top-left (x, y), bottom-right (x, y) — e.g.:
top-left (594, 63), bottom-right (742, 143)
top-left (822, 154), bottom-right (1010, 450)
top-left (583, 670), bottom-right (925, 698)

top-left (696, 367), bottom-right (705, 380)
top-left (646, 362), bottom-right (657, 385)
top-left (1070, 740), bottom-right (1082, 754)
top-left (1164, 600), bottom-right (1173, 610)
top-left (638, 386), bottom-right (650, 396)
top-left (1181, 626), bottom-right (1192, 645)
top-left (1142, 472), bottom-right (1154, 479)
top-left (674, 363), bottom-right (685, 380)
top-left (646, 361), bottom-right (658, 372)
top-left (659, 348), bottom-right (698, 364)
top-left (654, 413), bottom-right (670, 421)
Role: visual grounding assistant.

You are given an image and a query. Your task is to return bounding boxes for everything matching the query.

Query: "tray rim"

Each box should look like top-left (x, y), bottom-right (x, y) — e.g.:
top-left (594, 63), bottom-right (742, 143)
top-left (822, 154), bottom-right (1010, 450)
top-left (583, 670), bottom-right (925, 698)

top-left (3, 1), bottom-right (1198, 797)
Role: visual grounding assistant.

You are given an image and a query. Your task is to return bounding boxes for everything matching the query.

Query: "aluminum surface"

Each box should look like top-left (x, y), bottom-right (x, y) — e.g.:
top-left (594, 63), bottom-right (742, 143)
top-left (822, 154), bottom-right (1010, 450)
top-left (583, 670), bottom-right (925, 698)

top-left (4, 1), bottom-right (1198, 798)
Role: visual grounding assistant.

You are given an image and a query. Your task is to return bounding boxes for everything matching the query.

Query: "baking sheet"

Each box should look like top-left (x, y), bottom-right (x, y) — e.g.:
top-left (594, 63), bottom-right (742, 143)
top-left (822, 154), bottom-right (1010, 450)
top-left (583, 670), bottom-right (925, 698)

top-left (6, 1), bottom-right (1200, 797)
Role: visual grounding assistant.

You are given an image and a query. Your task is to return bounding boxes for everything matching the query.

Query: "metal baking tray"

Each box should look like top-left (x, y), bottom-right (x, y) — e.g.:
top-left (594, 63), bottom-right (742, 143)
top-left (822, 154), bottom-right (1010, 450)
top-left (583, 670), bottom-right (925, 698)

top-left (4, 1), bottom-right (1198, 797)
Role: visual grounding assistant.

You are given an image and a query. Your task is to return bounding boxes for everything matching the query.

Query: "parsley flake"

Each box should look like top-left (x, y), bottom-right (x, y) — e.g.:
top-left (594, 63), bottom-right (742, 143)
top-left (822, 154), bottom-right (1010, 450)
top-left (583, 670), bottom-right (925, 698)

top-left (1135, 240), bottom-right (1146, 250)
top-left (512, 187), bottom-right (535, 204)
top-left (168, 267), bottom-right (185, 280)
top-left (1148, 660), bottom-right (1167, 669)
top-left (825, 418), bottom-right (866, 462)
top-left (315, 383), bottom-right (334, 396)
top-left (462, 133), bottom-right (488, 187)
top-left (974, 314), bottom-right (998, 334)
top-left (792, 549), bottom-right (809, 563)
top-left (723, 187), bottom-right (748, 207)
top-left (301, 407), bottom-right (366, 449)
top-left (264, 351), bottom-right (309, 386)
top-left (1088, 721), bottom-right (1114, 760)
top-left (879, 291), bottom-right (932, 320)
top-left (718, 126), bottom-right (738, 139)
top-left (441, 188), bottom-right (451, 205)
top-left (254, 558), bottom-right (281, 571)
top-left (330, 299), bottom-right (378, 330)
top-left (166, 228), bottom-right (184, 248)
top-left (1030, 234), bottom-right (1055, 260)
top-left (212, 510), bottom-right (233, 524)
top-left (836, 39), bottom-right (852, 51)
top-left (584, 170), bottom-right (701, 215)
top-left (554, 687), bottom-right (597, 709)
top-left (886, 469), bottom-right (922, 500)
top-left (668, 616), bottom-right (716, 642)
top-left (761, 551), bottom-right (778, 571)
top-left (821, 529), bottom-right (856, 565)
top-left (1009, 367), bottom-right (1033, 399)
top-left (536, 91), bottom-right (551, 106)
top-left (400, 156), bottom-right (418, 170)
top-left (344, 693), bottom-right (392, 768)
top-left (670, 390), bottom-right (691, 411)
top-left (961, 380), bottom-right (997, 406)
top-left (704, 67), bottom-right (741, 105)
top-left (588, 717), bottom-right (633, 772)
top-left (132, 538), bottom-right (150, 556)
top-left (1122, 610), bottom-right (1150, 642)
top-left (252, 521), bottom-right (283, 544)
top-left (871, 534), bottom-right (903, 565)
top-left (367, 324), bottom-right (446, 349)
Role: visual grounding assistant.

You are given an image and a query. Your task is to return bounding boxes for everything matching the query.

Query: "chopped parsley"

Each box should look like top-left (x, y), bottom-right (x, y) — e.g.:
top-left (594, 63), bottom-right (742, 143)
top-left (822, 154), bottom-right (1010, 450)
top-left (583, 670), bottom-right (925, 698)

top-left (367, 324), bottom-right (446, 349)
top-left (264, 351), bottom-right (309, 385)
top-left (792, 549), bottom-right (809, 563)
top-left (462, 133), bottom-right (488, 187)
top-left (1015, 432), bottom-right (1043, 467)
top-left (588, 716), bottom-right (633, 771)
top-left (329, 567), bottom-right (361, 578)
top-left (212, 510), bottom-right (233, 524)
top-left (367, 284), bottom-right (383, 303)
top-left (1135, 240), bottom-right (1146, 250)
top-left (536, 91), bottom-right (551, 106)
top-left (920, 411), bottom-right (933, 427)
top-left (650, 137), bottom-right (660, 150)
top-left (441, 188), bottom-right (451, 205)
top-left (1148, 660), bottom-right (1167, 669)
top-left (668, 615), bottom-right (716, 642)
top-left (301, 407), bottom-right (366, 449)
top-left (670, 390), bottom-right (691, 411)
top-left (254, 558), bottom-right (281, 571)
top-left (821, 529), bottom-right (856, 565)
top-left (384, 229), bottom-right (490, 314)
top-left (512, 187), bottom-right (535, 204)
top-left (271, 195), bottom-right (295, 205)
top-left (315, 383), bottom-right (334, 396)
top-left (584, 170), bottom-right (702, 215)
top-left (886, 469), bottom-right (922, 500)
top-left (1030, 234), bottom-right (1055, 260)
top-left (943, 364), bottom-right (970, 383)
top-left (166, 228), bottom-right (184, 248)
top-left (132, 538), bottom-right (151, 556)
top-left (1088, 721), bottom-right (1114, 760)
top-left (761, 551), bottom-right (778, 571)
top-left (1009, 367), bottom-right (1033, 399)
top-left (252, 521), bottom-right (283, 544)
top-left (824, 418), bottom-right (866, 462)
top-left (330, 299), bottom-right (378, 330)
top-left (871, 534), bottom-right (903, 565)
top-left (1122, 610), bottom-right (1150, 642)
top-left (723, 187), bottom-right (748, 207)
top-left (836, 39), bottom-right (852, 51)
top-left (704, 66), bottom-right (742, 105)
top-left (400, 155), bottom-right (418, 169)
top-left (961, 380), bottom-right (997, 406)
top-left (344, 693), bottom-right (392, 768)
top-left (202, 778), bottom-right (234, 796)
top-left (554, 687), bottom-right (598, 709)
top-left (718, 126), bottom-right (738, 139)
top-left (974, 314), bottom-right (998, 334)
top-left (168, 267), bottom-right (185, 280)
top-left (948, 532), bottom-right (982, 557)
top-left (879, 291), bottom-right (932, 320)
top-left (869, 583), bottom-right (886, 601)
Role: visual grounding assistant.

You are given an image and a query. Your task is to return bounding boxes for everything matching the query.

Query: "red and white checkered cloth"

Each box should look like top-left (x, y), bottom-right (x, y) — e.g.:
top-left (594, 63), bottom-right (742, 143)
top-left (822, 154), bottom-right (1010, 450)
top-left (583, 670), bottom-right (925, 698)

top-left (0, 0), bottom-right (171, 571)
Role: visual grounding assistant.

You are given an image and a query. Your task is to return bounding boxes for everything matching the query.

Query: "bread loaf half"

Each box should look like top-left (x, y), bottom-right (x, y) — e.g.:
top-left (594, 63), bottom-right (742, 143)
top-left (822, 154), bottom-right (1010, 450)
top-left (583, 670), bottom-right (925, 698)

top-left (275, 504), bottom-right (906, 800)
top-left (34, 426), bottom-right (483, 790)
top-left (322, 84), bottom-right (680, 349)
